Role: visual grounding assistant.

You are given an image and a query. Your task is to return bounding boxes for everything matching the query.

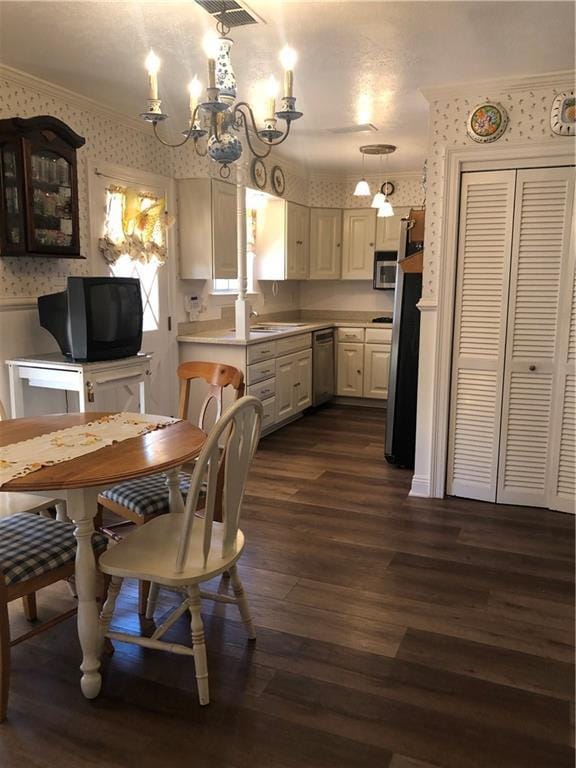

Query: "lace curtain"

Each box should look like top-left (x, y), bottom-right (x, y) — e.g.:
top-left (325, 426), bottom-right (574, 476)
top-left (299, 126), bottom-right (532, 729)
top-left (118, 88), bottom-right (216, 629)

top-left (98, 185), bottom-right (174, 266)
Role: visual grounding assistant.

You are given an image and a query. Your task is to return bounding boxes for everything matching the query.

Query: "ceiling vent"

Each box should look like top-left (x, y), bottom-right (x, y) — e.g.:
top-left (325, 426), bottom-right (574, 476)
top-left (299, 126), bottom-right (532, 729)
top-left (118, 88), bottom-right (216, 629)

top-left (328, 123), bottom-right (378, 135)
top-left (193, 0), bottom-right (262, 27)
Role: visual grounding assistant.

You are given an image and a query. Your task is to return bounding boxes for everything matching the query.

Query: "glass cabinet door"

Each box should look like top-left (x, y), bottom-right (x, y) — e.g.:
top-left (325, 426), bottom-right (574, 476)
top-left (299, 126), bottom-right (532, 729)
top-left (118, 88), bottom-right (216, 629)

top-left (1, 144), bottom-right (25, 253)
top-left (28, 148), bottom-right (74, 252)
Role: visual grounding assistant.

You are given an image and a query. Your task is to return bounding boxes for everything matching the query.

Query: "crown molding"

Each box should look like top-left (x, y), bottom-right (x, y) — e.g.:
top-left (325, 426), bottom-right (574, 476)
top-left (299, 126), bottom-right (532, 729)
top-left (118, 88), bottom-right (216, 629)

top-left (421, 70), bottom-right (575, 102)
top-left (0, 64), bottom-right (150, 135)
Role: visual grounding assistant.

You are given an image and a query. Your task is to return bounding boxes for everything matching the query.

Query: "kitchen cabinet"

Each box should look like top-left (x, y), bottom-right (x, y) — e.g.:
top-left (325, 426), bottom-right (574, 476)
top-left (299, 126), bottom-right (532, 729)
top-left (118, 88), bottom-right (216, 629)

top-left (337, 342), bottom-right (364, 396)
top-left (336, 326), bottom-right (392, 399)
top-left (254, 198), bottom-right (309, 280)
top-left (0, 115), bottom-right (85, 259)
top-left (276, 348), bottom-right (312, 420)
top-left (375, 206), bottom-right (411, 252)
top-left (309, 208), bottom-right (342, 279)
top-left (177, 178), bottom-right (237, 280)
top-left (363, 344), bottom-right (390, 399)
top-left (341, 208), bottom-right (376, 279)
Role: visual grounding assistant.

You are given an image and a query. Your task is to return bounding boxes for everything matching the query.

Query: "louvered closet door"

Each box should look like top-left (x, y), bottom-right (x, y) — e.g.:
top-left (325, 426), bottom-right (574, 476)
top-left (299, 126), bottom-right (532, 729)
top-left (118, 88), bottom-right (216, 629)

top-left (497, 167), bottom-right (575, 507)
top-left (447, 171), bottom-right (516, 501)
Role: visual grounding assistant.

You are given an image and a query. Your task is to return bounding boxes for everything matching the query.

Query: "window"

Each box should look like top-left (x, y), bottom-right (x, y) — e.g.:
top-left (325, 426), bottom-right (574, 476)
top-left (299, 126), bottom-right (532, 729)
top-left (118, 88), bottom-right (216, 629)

top-left (103, 187), bottom-right (165, 331)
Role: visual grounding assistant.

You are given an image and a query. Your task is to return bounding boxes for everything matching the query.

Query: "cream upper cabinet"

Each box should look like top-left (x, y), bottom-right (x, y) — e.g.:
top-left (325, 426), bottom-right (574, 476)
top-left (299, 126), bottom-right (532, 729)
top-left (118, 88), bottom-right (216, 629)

top-left (254, 198), bottom-right (309, 280)
top-left (375, 206), bottom-right (411, 252)
top-left (337, 342), bottom-right (364, 396)
top-left (178, 178), bottom-right (238, 280)
top-left (286, 201), bottom-right (310, 279)
top-left (341, 208), bottom-right (376, 279)
top-left (363, 344), bottom-right (390, 399)
top-left (309, 208), bottom-right (342, 279)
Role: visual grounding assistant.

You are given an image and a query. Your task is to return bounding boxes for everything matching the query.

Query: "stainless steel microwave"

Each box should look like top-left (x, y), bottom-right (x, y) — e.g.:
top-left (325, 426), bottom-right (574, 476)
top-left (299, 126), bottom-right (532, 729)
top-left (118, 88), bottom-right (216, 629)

top-left (373, 251), bottom-right (397, 290)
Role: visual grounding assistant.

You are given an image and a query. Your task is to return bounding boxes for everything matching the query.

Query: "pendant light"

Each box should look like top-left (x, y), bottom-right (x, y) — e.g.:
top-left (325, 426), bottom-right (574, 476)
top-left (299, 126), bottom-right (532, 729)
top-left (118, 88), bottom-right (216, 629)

top-left (353, 152), bottom-right (370, 196)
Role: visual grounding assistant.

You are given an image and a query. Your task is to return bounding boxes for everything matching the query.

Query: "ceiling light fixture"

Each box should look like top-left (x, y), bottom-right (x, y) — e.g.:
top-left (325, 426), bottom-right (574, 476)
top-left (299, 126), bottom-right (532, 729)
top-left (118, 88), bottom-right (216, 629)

top-left (353, 151), bottom-right (370, 196)
top-left (357, 144), bottom-right (396, 217)
top-left (140, 8), bottom-right (302, 178)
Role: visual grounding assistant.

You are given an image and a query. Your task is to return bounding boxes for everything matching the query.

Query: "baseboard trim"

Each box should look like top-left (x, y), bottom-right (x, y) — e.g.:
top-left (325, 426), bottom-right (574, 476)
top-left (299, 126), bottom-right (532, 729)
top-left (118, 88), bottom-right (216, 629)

top-left (409, 475), bottom-right (432, 497)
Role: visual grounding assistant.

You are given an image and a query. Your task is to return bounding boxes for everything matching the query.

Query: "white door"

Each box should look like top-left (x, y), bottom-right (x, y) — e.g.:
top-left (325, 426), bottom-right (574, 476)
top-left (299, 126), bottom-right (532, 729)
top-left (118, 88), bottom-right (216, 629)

top-left (363, 344), bottom-right (390, 399)
top-left (447, 170), bottom-right (516, 502)
top-left (294, 349), bottom-right (312, 411)
top-left (548, 252), bottom-right (576, 512)
top-left (212, 179), bottom-right (238, 279)
top-left (88, 163), bottom-right (177, 417)
top-left (275, 354), bottom-right (296, 420)
top-left (497, 167), bottom-right (575, 507)
top-left (342, 209), bottom-right (376, 279)
top-left (337, 343), bottom-right (364, 396)
top-left (310, 208), bottom-right (342, 279)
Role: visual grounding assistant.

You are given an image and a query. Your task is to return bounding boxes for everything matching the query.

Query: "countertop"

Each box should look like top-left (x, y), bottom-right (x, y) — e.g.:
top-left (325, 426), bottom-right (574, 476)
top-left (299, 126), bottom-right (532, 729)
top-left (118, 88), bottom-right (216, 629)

top-left (177, 320), bottom-right (393, 346)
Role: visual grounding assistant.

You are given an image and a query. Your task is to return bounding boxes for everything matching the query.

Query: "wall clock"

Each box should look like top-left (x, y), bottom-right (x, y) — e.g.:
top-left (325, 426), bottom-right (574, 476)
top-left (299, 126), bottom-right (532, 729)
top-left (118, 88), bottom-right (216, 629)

top-left (466, 102), bottom-right (509, 143)
top-left (380, 181), bottom-right (395, 196)
top-left (251, 158), bottom-right (267, 190)
top-left (271, 165), bottom-right (286, 195)
top-left (550, 91), bottom-right (575, 136)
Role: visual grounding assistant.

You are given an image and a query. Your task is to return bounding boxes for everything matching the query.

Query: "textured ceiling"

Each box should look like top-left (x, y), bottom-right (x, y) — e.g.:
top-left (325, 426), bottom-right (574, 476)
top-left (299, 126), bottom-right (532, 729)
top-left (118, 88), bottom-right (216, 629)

top-left (0, 1), bottom-right (574, 173)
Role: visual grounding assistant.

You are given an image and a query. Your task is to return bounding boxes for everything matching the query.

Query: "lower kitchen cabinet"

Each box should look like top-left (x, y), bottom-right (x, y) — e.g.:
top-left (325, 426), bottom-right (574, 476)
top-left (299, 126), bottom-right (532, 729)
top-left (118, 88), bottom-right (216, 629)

top-left (276, 348), bottom-right (312, 420)
top-left (336, 326), bottom-right (392, 400)
top-left (363, 344), bottom-right (390, 399)
top-left (337, 342), bottom-right (364, 396)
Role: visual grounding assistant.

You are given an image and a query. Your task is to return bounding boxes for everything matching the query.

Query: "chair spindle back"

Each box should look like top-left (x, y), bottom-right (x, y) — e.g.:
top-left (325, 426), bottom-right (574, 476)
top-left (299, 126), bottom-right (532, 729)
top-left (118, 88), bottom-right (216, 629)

top-left (175, 396), bottom-right (263, 573)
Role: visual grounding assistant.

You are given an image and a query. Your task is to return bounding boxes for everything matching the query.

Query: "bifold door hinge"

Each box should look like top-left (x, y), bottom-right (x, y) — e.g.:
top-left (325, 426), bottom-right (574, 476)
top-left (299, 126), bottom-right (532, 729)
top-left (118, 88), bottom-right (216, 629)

top-left (168, 316), bottom-right (172, 332)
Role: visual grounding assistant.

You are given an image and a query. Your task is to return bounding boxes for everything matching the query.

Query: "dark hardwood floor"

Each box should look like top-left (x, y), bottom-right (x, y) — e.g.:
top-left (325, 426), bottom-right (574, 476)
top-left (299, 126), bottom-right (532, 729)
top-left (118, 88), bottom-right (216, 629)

top-left (2, 405), bottom-right (574, 767)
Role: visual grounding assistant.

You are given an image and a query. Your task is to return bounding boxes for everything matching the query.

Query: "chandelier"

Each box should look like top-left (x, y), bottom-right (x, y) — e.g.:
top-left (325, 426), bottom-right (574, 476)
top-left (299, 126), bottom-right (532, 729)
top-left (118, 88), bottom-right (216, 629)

top-left (140, 8), bottom-right (302, 178)
top-left (353, 144), bottom-right (396, 217)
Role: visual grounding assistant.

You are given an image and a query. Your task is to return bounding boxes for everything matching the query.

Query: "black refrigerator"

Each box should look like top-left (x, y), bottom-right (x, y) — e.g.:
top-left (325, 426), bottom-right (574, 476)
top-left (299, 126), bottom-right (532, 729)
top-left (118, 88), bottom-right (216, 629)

top-left (385, 220), bottom-right (422, 468)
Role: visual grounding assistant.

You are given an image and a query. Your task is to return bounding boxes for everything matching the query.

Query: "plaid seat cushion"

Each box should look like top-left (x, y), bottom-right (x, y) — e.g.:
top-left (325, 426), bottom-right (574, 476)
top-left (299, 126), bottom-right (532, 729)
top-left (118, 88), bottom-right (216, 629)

top-left (0, 513), bottom-right (108, 587)
top-left (100, 472), bottom-right (192, 519)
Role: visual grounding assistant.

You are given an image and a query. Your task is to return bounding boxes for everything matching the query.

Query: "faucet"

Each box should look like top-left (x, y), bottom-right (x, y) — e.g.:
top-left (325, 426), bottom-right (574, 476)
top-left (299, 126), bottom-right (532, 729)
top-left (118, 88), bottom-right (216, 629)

top-left (250, 310), bottom-right (259, 319)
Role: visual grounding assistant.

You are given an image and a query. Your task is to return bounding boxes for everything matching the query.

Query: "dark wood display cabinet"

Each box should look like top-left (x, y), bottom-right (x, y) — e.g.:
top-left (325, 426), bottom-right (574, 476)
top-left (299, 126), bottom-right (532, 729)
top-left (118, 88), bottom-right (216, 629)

top-left (0, 116), bottom-right (86, 258)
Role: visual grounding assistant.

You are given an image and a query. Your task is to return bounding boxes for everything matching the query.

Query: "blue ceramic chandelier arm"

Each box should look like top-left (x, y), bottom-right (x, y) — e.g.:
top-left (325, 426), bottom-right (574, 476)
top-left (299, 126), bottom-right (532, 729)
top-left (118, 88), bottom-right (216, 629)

top-left (233, 103), bottom-right (293, 154)
top-left (151, 105), bottom-right (204, 148)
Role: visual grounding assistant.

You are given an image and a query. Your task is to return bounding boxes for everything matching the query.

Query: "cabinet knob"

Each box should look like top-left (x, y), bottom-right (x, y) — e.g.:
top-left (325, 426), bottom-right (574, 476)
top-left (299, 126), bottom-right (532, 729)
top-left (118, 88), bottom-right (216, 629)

top-left (369, 242), bottom-right (374, 247)
top-left (529, 364), bottom-right (536, 371)
top-left (336, 243), bottom-right (341, 248)
top-left (357, 369), bottom-right (362, 375)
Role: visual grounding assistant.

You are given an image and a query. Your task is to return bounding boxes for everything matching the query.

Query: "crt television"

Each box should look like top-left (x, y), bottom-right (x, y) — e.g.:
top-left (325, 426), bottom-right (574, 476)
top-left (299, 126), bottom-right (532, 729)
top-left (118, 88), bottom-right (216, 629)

top-left (38, 276), bottom-right (143, 362)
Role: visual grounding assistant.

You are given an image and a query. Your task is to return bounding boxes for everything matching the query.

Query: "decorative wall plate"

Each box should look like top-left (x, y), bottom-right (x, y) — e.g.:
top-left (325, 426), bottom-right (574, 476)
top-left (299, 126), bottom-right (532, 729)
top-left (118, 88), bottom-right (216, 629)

top-left (271, 165), bottom-right (286, 195)
top-left (251, 158), bottom-right (267, 189)
top-left (550, 91), bottom-right (575, 136)
top-left (380, 181), bottom-right (395, 197)
top-left (466, 102), bottom-right (509, 143)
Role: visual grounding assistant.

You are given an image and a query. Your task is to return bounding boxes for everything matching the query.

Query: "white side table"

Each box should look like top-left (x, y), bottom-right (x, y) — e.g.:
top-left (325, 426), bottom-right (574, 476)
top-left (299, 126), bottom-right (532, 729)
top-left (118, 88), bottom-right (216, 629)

top-left (6, 352), bottom-right (152, 417)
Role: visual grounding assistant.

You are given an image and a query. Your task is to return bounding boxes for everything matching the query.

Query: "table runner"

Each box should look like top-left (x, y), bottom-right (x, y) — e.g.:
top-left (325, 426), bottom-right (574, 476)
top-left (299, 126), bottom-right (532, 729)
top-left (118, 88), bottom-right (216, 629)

top-left (0, 412), bottom-right (179, 487)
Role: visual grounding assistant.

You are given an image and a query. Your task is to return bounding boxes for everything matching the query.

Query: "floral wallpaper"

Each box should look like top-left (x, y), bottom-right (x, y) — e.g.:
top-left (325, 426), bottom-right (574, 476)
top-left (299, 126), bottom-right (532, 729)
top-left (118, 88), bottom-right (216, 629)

top-left (422, 80), bottom-right (574, 301)
top-left (0, 75), bottom-right (173, 297)
top-left (308, 171), bottom-right (422, 209)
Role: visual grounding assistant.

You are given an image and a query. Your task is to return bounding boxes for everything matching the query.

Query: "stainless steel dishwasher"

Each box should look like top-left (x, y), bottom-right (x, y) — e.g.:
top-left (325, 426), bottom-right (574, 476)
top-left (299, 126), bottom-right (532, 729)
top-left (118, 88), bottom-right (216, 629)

top-left (313, 329), bottom-right (335, 406)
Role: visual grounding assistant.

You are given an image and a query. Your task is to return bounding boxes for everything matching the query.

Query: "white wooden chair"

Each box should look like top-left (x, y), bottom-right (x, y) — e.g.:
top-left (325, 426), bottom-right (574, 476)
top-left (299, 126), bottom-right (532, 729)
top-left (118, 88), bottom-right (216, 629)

top-left (98, 396), bottom-right (263, 706)
top-left (97, 361), bottom-right (245, 615)
top-left (0, 399), bottom-right (67, 621)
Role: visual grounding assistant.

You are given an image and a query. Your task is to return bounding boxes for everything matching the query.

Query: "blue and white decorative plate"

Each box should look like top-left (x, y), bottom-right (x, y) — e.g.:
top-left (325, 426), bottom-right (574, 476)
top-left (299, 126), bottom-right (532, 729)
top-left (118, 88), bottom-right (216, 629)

top-left (251, 158), bottom-right (267, 190)
top-left (271, 165), bottom-right (285, 196)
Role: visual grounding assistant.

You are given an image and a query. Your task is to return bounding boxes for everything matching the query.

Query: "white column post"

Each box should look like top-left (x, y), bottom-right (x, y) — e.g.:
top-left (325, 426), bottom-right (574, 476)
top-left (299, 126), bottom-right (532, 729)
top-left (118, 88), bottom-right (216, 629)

top-left (235, 166), bottom-right (250, 340)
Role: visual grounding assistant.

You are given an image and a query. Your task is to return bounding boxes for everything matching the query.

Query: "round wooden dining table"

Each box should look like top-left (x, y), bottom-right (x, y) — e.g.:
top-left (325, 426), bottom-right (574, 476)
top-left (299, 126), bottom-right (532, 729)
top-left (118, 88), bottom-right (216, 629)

top-left (0, 412), bottom-right (206, 699)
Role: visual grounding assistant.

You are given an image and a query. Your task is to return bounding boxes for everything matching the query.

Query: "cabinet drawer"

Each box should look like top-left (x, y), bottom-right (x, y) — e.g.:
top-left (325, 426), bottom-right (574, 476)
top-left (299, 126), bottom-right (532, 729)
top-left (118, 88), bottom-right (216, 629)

top-left (247, 359), bottom-right (276, 385)
top-left (261, 397), bottom-right (276, 429)
top-left (337, 327), bottom-right (365, 343)
top-left (365, 327), bottom-right (392, 344)
top-left (276, 332), bottom-right (312, 356)
top-left (248, 378), bottom-right (276, 401)
top-left (247, 341), bottom-right (277, 364)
